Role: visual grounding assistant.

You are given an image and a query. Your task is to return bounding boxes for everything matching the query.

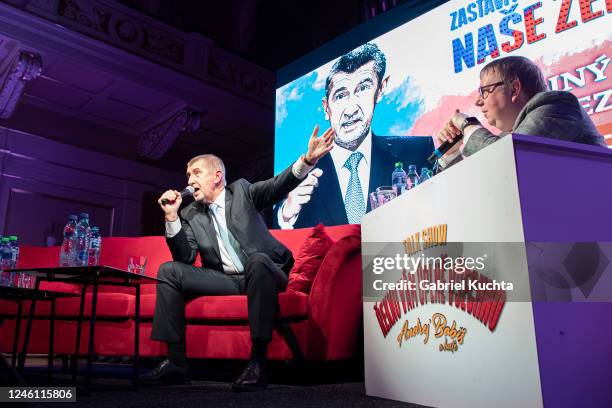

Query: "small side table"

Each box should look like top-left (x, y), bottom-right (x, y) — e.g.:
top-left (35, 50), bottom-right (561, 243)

top-left (0, 285), bottom-right (80, 383)
top-left (5, 266), bottom-right (165, 388)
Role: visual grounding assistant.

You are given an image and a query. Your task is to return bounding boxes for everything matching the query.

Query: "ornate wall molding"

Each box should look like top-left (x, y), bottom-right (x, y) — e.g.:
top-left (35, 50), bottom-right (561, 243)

top-left (2, 0), bottom-right (274, 106)
top-left (138, 108), bottom-right (201, 159)
top-left (0, 50), bottom-right (42, 119)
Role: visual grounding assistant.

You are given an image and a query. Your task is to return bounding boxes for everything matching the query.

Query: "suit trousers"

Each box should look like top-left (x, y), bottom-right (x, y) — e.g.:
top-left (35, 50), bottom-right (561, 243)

top-left (151, 252), bottom-right (289, 344)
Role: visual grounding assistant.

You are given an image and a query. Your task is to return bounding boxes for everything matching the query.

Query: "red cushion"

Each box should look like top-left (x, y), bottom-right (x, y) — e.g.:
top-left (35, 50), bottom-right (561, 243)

top-left (0, 293), bottom-right (135, 318)
top-left (286, 223), bottom-right (334, 294)
top-left (138, 292), bottom-right (308, 320)
top-left (270, 224), bottom-right (360, 256)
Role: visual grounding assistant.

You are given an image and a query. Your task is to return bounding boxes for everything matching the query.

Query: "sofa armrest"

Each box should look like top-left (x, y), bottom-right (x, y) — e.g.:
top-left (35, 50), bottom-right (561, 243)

top-left (306, 234), bottom-right (362, 360)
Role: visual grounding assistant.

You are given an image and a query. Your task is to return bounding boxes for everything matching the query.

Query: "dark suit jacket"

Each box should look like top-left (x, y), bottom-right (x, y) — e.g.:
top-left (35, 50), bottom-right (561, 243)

top-left (274, 135), bottom-right (434, 229)
top-left (168, 164), bottom-right (302, 273)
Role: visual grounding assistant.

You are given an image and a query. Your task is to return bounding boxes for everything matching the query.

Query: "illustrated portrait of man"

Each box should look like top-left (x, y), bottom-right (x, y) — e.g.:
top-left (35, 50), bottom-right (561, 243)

top-left (275, 43), bottom-right (434, 229)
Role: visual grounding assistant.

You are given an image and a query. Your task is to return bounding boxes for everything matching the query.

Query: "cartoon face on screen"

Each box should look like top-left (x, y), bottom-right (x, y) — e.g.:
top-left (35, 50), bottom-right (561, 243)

top-left (322, 43), bottom-right (388, 150)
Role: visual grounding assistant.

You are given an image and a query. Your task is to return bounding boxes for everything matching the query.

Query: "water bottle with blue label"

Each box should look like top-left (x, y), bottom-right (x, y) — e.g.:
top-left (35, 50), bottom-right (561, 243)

top-left (88, 226), bottom-right (101, 266)
top-left (0, 237), bottom-right (13, 286)
top-left (8, 236), bottom-right (19, 269)
top-left (391, 162), bottom-right (407, 195)
top-left (419, 167), bottom-right (431, 183)
top-left (60, 215), bottom-right (78, 267)
top-left (406, 165), bottom-right (420, 190)
top-left (75, 213), bottom-right (91, 266)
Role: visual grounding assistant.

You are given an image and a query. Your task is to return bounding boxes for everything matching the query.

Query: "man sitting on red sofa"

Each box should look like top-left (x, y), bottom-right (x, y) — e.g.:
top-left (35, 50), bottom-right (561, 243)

top-left (138, 126), bottom-right (335, 391)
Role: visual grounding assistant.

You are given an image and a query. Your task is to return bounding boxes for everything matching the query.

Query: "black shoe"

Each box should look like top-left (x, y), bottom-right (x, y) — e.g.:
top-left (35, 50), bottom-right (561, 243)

top-left (231, 360), bottom-right (267, 392)
top-left (138, 359), bottom-right (189, 385)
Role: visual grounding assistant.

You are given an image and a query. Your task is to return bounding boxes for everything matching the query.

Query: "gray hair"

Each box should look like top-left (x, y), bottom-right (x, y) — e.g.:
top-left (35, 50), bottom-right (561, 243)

top-left (480, 56), bottom-right (548, 99)
top-left (187, 154), bottom-right (226, 186)
top-left (325, 43), bottom-right (386, 98)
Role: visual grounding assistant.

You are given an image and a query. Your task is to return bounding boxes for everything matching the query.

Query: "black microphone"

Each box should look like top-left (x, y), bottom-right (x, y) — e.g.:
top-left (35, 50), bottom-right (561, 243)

top-left (427, 134), bottom-right (463, 164)
top-left (161, 186), bottom-right (195, 205)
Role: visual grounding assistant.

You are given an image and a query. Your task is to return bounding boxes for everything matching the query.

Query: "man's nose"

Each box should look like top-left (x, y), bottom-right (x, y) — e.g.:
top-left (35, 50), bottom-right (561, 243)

top-left (343, 102), bottom-right (360, 117)
top-left (475, 95), bottom-right (484, 107)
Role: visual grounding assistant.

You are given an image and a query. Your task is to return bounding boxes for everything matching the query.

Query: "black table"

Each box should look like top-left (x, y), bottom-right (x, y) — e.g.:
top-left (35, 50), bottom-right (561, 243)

top-left (0, 285), bottom-right (79, 383)
top-left (4, 266), bottom-right (165, 387)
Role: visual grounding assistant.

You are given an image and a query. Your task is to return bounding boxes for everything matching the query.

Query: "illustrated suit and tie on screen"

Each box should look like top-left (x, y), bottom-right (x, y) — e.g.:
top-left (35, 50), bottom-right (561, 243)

top-left (274, 43), bottom-right (435, 229)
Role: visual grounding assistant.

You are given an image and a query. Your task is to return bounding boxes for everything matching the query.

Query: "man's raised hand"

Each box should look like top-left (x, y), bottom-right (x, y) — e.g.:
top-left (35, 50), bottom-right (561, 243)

top-left (304, 125), bottom-right (335, 164)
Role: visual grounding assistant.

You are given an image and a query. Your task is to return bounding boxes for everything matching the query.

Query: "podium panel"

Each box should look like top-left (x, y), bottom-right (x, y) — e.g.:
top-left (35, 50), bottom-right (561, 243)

top-left (362, 135), bottom-right (612, 408)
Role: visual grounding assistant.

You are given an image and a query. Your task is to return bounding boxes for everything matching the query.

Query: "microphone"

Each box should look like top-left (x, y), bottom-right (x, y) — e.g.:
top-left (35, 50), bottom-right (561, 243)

top-left (427, 134), bottom-right (463, 164)
top-left (161, 186), bottom-right (195, 205)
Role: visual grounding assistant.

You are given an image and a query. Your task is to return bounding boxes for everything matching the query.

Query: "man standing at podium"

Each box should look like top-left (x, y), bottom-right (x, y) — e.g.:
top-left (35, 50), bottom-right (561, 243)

top-left (436, 56), bottom-right (606, 163)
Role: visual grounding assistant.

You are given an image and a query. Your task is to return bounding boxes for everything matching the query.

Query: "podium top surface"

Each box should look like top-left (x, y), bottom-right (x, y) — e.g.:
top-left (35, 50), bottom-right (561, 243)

top-left (511, 133), bottom-right (612, 158)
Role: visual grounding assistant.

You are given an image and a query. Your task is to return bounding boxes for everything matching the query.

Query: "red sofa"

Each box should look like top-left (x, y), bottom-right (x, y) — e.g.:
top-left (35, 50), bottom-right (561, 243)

top-left (0, 224), bottom-right (362, 362)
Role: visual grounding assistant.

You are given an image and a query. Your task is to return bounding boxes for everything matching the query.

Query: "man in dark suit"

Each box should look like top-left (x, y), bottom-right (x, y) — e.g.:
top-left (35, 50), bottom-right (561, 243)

top-left (436, 56), bottom-right (606, 166)
top-left (139, 127), bottom-right (334, 391)
top-left (275, 43), bottom-right (434, 229)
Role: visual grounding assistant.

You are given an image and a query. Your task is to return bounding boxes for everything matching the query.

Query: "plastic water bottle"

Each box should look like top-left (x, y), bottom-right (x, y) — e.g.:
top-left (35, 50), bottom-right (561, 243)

top-left (406, 165), bottom-right (420, 190)
top-left (60, 215), bottom-right (78, 267)
top-left (1, 237), bottom-right (11, 269)
top-left (391, 162), bottom-right (407, 195)
top-left (75, 213), bottom-right (91, 266)
top-left (8, 236), bottom-right (19, 268)
top-left (0, 238), bottom-right (13, 286)
top-left (88, 227), bottom-right (101, 266)
top-left (419, 167), bottom-right (431, 183)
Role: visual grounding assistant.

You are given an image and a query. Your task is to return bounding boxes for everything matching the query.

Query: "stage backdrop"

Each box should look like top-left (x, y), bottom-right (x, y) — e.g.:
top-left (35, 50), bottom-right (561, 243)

top-left (274, 0), bottom-right (612, 228)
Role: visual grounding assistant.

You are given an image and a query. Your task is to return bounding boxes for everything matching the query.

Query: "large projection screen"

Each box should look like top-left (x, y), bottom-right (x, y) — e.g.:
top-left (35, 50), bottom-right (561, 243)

top-left (274, 0), bottom-right (612, 229)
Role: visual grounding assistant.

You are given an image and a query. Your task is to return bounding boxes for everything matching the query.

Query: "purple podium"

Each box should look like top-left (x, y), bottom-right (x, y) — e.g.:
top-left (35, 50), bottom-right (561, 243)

top-left (361, 134), bottom-right (612, 408)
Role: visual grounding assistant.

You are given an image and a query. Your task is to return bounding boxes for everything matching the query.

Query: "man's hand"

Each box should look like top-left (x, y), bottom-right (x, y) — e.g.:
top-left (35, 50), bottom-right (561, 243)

top-left (435, 109), bottom-right (471, 158)
top-left (304, 125), bottom-right (335, 164)
top-left (158, 190), bottom-right (182, 221)
top-left (436, 109), bottom-right (470, 144)
top-left (281, 168), bottom-right (323, 222)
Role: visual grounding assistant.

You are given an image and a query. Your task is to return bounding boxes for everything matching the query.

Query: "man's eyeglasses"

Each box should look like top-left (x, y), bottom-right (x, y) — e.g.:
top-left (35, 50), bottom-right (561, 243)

top-left (478, 81), bottom-right (505, 99)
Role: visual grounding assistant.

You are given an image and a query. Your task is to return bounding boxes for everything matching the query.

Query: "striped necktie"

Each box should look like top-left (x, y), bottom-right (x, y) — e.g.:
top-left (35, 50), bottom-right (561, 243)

top-left (343, 151), bottom-right (365, 224)
top-left (209, 203), bottom-right (245, 272)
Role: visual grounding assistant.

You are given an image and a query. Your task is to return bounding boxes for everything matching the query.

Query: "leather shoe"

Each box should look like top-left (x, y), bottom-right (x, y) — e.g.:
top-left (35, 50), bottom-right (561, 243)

top-left (231, 360), bottom-right (267, 392)
top-left (138, 359), bottom-right (189, 385)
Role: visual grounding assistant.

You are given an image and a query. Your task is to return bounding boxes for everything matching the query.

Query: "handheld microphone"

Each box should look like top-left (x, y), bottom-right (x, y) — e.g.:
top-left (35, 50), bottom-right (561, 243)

top-left (427, 134), bottom-right (463, 164)
top-left (161, 186), bottom-right (195, 205)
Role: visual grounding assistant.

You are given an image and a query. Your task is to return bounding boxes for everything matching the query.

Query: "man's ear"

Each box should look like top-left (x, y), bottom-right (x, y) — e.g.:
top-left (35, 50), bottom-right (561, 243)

top-left (215, 170), bottom-right (223, 185)
top-left (376, 75), bottom-right (390, 103)
top-left (322, 97), bottom-right (330, 120)
top-left (510, 79), bottom-right (522, 102)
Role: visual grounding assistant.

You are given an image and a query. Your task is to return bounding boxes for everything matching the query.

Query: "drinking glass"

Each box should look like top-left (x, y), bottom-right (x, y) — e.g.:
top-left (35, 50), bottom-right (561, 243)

top-left (127, 256), bottom-right (147, 275)
top-left (375, 186), bottom-right (397, 207)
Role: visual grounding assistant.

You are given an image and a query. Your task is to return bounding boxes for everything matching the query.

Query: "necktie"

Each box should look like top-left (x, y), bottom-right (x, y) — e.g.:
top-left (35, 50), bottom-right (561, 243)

top-left (343, 151), bottom-right (365, 224)
top-left (209, 203), bottom-right (245, 272)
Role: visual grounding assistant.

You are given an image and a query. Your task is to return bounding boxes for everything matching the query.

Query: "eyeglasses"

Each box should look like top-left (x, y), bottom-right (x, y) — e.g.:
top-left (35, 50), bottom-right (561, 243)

top-left (478, 81), bottom-right (505, 99)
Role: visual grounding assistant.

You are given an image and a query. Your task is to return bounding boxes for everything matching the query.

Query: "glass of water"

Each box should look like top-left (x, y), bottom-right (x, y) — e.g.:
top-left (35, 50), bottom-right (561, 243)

top-left (17, 272), bottom-right (36, 289)
top-left (375, 186), bottom-right (397, 207)
top-left (127, 256), bottom-right (147, 275)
